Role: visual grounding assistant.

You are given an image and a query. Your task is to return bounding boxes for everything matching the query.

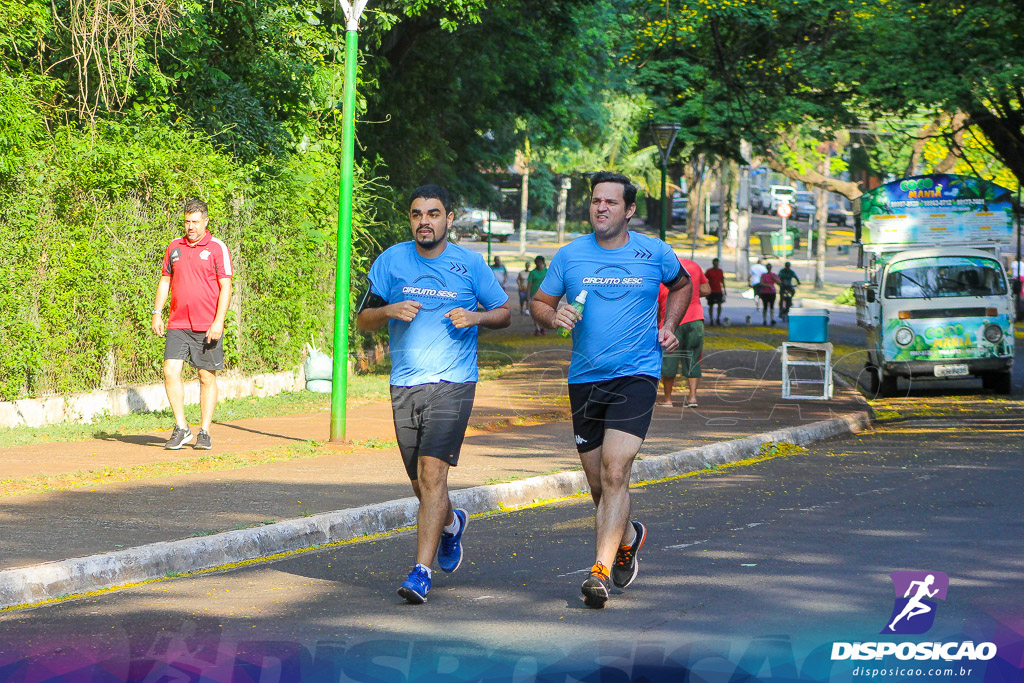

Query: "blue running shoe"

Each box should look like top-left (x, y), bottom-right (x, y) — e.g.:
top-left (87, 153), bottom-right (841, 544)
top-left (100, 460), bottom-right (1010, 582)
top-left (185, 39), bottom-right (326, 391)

top-left (398, 564), bottom-right (431, 604)
top-left (437, 508), bottom-right (468, 573)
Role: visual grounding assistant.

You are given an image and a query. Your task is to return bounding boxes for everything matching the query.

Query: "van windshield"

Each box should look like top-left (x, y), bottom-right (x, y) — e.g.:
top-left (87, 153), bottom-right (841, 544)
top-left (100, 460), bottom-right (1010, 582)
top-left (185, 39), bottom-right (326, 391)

top-left (884, 256), bottom-right (1008, 299)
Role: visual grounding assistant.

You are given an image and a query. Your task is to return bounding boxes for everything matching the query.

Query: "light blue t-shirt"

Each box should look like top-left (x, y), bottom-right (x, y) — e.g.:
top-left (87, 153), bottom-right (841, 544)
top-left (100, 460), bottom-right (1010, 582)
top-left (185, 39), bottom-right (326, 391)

top-left (368, 241), bottom-right (509, 386)
top-left (540, 231), bottom-right (684, 384)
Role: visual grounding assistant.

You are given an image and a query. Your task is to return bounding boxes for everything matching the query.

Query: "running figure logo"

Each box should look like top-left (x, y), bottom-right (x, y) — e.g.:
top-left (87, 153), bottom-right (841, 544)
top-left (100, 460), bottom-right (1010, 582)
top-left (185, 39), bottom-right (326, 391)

top-left (881, 571), bottom-right (949, 634)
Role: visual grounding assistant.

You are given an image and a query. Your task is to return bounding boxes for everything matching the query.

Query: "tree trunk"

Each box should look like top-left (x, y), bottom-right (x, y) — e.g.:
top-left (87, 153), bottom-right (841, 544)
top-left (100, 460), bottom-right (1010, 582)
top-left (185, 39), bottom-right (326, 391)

top-left (735, 140), bottom-right (752, 283)
top-left (814, 156), bottom-right (829, 288)
top-left (556, 176), bottom-right (569, 244)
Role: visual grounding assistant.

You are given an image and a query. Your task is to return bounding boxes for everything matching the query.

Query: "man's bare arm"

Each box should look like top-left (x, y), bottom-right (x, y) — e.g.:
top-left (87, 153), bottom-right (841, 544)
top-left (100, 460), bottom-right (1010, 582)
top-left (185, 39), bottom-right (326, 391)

top-left (151, 275), bottom-right (171, 336)
top-left (205, 277), bottom-right (233, 342)
top-left (662, 276), bottom-right (692, 331)
top-left (445, 302), bottom-right (512, 329)
top-left (356, 300), bottom-right (423, 332)
top-left (530, 290), bottom-right (583, 332)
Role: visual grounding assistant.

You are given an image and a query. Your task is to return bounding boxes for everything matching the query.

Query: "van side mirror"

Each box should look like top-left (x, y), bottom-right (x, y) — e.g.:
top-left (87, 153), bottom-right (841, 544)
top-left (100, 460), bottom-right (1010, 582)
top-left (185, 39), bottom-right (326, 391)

top-left (866, 289), bottom-right (876, 303)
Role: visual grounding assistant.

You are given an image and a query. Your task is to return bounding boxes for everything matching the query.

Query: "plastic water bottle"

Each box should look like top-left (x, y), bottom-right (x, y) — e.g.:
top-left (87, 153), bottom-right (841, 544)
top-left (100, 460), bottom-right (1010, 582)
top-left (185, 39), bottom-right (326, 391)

top-left (558, 290), bottom-right (588, 337)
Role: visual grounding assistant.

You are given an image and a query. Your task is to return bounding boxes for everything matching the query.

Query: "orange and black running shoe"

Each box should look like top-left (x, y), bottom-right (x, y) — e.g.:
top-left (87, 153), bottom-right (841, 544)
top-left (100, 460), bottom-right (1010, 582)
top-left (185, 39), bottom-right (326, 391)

top-left (581, 561), bottom-right (611, 608)
top-left (612, 521), bottom-right (647, 588)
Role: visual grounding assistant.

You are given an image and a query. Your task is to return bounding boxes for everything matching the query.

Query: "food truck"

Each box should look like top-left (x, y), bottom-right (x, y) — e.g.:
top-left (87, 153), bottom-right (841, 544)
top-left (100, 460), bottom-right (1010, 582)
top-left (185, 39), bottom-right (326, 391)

top-left (852, 174), bottom-right (1016, 396)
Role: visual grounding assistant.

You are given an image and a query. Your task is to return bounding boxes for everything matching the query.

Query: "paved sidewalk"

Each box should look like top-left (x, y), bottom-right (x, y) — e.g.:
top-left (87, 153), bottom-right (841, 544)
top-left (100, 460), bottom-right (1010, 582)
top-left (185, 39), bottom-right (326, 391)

top-left (0, 339), bottom-right (867, 581)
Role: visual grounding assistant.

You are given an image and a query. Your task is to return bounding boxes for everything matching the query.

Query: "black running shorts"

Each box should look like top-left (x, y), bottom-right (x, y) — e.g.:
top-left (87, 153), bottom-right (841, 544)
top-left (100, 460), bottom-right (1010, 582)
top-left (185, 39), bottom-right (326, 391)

top-left (567, 375), bottom-right (658, 453)
top-left (164, 328), bottom-right (224, 371)
top-left (390, 381), bottom-right (476, 480)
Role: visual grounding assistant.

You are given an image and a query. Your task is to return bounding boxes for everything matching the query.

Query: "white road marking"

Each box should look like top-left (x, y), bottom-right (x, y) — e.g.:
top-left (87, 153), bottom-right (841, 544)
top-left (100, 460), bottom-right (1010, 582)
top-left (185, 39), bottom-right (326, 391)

top-left (557, 568), bottom-right (592, 577)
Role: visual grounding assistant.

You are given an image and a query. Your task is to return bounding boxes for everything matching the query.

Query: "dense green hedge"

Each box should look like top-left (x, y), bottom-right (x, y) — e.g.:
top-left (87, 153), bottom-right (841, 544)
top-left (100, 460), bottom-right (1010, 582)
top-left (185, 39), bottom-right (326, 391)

top-left (0, 87), bottom-right (398, 401)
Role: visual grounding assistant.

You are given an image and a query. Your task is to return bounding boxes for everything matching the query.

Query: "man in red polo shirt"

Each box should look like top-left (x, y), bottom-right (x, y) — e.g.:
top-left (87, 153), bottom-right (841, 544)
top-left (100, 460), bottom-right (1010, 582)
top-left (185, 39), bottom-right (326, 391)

top-left (152, 198), bottom-right (234, 450)
top-left (657, 257), bottom-right (711, 407)
top-left (705, 258), bottom-right (726, 326)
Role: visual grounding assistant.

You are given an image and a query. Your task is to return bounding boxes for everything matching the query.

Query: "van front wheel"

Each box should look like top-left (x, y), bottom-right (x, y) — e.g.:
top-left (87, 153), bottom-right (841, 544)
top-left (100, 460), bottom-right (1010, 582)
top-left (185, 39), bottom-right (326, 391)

top-left (869, 366), bottom-right (898, 398)
top-left (982, 371), bottom-right (1012, 395)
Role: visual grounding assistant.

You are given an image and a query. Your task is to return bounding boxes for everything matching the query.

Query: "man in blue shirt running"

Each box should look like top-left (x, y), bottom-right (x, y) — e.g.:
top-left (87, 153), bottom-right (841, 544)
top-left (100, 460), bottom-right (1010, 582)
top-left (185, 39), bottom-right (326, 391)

top-left (357, 184), bottom-right (511, 604)
top-left (531, 171), bottom-right (691, 608)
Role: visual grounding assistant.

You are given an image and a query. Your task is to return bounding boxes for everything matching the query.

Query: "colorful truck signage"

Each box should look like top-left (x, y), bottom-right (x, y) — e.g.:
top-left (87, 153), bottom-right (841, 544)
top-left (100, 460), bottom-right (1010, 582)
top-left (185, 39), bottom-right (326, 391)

top-left (858, 174), bottom-right (1014, 246)
top-left (883, 315), bottom-right (1014, 363)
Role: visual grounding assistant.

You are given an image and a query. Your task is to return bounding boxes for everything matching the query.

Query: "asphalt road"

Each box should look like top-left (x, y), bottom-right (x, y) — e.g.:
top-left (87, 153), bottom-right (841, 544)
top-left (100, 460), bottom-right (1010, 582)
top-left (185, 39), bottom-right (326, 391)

top-left (3, 418), bottom-right (1022, 681)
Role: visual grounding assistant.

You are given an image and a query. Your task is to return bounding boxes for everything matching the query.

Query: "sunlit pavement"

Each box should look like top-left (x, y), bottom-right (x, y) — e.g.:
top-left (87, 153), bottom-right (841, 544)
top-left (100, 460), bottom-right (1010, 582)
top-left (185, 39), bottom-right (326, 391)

top-left (2, 417), bottom-right (1022, 681)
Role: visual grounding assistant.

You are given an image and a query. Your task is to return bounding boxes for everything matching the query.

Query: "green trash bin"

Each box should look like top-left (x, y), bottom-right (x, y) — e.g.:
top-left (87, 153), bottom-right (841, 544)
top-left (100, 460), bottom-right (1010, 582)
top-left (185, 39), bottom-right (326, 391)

top-left (770, 229), bottom-right (796, 256)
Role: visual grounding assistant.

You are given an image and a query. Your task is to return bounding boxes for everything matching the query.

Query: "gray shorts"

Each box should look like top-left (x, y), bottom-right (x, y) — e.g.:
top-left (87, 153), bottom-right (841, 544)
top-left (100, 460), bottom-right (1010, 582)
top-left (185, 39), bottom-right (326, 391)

top-left (390, 381), bottom-right (476, 480)
top-left (164, 328), bottom-right (224, 371)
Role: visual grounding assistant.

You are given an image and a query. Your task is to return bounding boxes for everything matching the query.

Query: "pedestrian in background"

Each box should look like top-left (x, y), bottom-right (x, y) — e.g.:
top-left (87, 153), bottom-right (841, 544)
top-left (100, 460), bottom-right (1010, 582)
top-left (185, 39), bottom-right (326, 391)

top-left (152, 198), bottom-right (233, 451)
top-left (705, 258), bottom-right (726, 326)
top-left (659, 258), bottom-right (710, 407)
top-left (356, 184), bottom-right (511, 605)
top-left (491, 256), bottom-right (508, 288)
top-left (528, 255), bottom-right (548, 335)
top-left (530, 171), bottom-right (691, 608)
top-left (516, 261), bottom-right (532, 315)
top-left (778, 261), bottom-right (800, 297)
top-left (749, 257), bottom-right (768, 316)
top-left (758, 262), bottom-right (782, 326)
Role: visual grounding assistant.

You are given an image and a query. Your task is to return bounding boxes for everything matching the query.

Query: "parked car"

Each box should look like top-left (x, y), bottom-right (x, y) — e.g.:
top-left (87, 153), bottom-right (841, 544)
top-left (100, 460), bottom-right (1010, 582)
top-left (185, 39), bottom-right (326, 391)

top-left (452, 208), bottom-right (515, 242)
top-left (766, 185), bottom-right (797, 214)
top-left (791, 191), bottom-right (817, 221)
top-left (749, 186), bottom-right (766, 213)
top-left (704, 202), bottom-right (722, 236)
top-left (828, 200), bottom-right (853, 226)
top-left (671, 196), bottom-right (689, 224)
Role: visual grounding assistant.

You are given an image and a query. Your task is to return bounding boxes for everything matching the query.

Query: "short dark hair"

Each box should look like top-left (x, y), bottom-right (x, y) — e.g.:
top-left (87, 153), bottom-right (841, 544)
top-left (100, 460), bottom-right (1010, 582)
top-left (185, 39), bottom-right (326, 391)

top-left (589, 171), bottom-right (637, 206)
top-left (184, 198), bottom-right (208, 217)
top-left (409, 184), bottom-right (453, 215)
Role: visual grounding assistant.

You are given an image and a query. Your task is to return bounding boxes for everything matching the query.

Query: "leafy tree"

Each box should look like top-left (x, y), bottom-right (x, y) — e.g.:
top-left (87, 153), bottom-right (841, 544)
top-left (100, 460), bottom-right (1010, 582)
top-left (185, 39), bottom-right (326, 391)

top-left (357, 0), bottom-right (623, 203)
top-left (626, 0), bottom-right (1024, 193)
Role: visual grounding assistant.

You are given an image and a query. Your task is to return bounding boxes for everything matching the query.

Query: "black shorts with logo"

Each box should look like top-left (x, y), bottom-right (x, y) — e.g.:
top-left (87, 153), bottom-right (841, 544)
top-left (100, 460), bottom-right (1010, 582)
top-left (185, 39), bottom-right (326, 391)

top-left (390, 381), bottom-right (476, 480)
top-left (164, 328), bottom-right (224, 371)
top-left (567, 375), bottom-right (658, 453)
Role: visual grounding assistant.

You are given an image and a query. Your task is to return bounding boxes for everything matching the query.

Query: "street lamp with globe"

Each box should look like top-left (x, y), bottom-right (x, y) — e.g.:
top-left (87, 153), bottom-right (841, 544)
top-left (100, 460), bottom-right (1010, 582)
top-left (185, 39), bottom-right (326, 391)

top-left (650, 121), bottom-right (681, 242)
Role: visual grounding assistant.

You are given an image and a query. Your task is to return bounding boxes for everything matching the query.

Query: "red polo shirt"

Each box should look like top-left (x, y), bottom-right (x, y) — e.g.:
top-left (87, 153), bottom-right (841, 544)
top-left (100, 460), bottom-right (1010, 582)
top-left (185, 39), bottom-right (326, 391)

top-left (705, 266), bottom-right (725, 293)
top-left (658, 258), bottom-right (709, 326)
top-left (161, 231), bottom-right (233, 331)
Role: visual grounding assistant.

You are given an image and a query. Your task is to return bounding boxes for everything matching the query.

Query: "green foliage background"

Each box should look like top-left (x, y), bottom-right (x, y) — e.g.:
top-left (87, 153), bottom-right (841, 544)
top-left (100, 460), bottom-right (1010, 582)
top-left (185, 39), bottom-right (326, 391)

top-left (0, 101), bottom-right (393, 400)
top-left (0, 0), bottom-right (626, 402)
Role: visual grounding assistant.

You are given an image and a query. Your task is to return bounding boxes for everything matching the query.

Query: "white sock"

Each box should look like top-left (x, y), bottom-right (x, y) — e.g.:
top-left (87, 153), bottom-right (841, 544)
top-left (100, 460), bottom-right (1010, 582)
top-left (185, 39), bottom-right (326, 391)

top-left (622, 523), bottom-right (637, 547)
top-left (415, 563), bottom-right (433, 578)
top-left (443, 512), bottom-right (461, 535)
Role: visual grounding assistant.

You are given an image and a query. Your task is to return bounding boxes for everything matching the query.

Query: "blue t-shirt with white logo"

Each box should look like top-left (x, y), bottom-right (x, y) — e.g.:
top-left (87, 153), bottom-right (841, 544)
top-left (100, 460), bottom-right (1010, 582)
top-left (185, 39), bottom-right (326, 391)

top-left (368, 241), bottom-right (509, 386)
top-left (540, 232), bottom-right (683, 384)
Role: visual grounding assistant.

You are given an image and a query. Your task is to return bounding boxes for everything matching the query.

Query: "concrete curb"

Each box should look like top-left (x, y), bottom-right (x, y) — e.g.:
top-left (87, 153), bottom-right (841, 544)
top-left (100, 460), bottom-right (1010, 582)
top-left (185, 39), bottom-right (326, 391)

top-left (0, 410), bottom-right (871, 610)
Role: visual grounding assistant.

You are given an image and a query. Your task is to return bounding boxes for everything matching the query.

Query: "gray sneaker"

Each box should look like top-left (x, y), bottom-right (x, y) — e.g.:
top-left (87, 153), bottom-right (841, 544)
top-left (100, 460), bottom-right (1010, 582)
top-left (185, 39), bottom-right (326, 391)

top-left (165, 426), bottom-right (193, 450)
top-left (193, 429), bottom-right (212, 450)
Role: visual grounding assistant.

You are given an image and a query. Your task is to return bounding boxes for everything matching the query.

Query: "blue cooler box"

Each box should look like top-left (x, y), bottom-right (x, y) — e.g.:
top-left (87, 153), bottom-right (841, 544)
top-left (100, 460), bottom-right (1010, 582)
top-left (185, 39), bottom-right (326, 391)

top-left (788, 308), bottom-right (829, 343)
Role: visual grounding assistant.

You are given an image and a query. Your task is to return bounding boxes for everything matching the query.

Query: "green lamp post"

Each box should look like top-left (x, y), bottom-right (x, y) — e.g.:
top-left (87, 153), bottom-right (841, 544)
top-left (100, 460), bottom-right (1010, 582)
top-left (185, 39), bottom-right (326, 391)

top-left (650, 121), bottom-right (681, 242)
top-left (330, 0), bottom-right (369, 442)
